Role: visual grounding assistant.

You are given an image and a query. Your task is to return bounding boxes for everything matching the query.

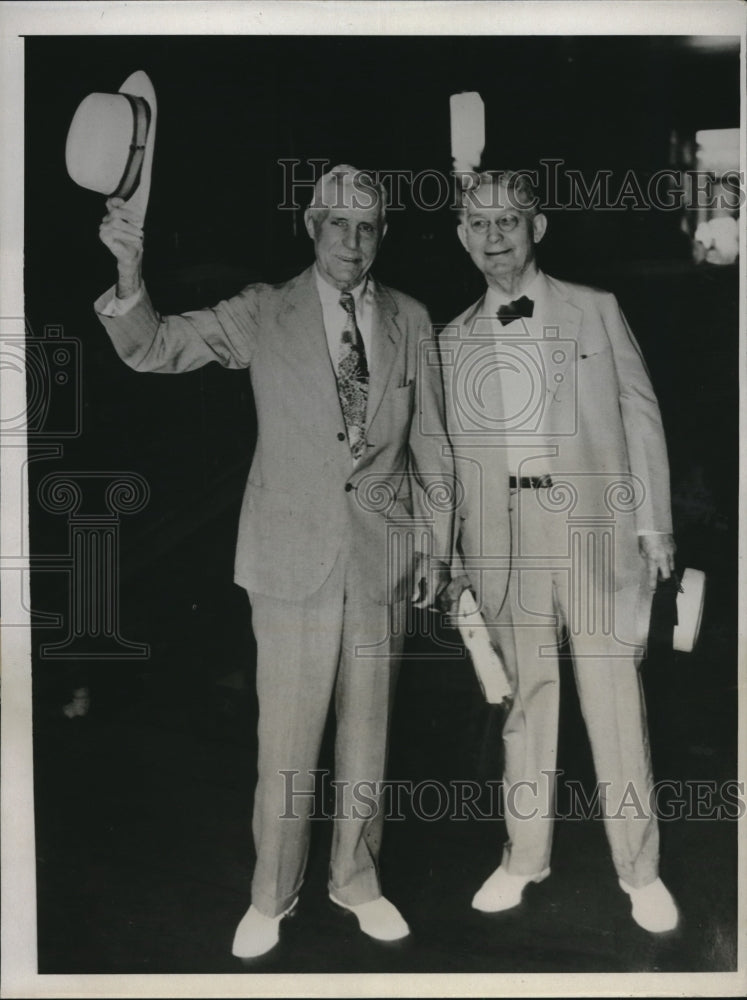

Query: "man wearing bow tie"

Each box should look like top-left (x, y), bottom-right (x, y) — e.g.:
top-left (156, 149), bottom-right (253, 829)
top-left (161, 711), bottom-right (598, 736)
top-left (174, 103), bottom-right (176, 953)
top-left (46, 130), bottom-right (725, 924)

top-left (95, 165), bottom-right (454, 957)
top-left (442, 170), bottom-right (678, 932)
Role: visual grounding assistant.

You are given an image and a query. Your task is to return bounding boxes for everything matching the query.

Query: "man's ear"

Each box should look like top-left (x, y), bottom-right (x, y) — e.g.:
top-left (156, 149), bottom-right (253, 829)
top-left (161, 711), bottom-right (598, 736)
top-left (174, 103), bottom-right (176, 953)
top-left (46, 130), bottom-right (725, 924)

top-left (303, 208), bottom-right (316, 241)
top-left (456, 223), bottom-right (470, 253)
top-left (532, 212), bottom-right (548, 245)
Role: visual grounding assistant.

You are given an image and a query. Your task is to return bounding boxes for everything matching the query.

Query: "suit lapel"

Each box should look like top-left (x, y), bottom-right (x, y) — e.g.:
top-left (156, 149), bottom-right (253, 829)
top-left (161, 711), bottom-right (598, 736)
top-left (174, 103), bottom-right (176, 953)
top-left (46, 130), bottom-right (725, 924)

top-left (277, 266), bottom-right (343, 427)
top-left (541, 273), bottom-right (583, 344)
top-left (366, 282), bottom-right (402, 430)
top-left (460, 293), bottom-right (490, 338)
top-left (278, 269), bottom-right (403, 435)
top-left (539, 273), bottom-right (583, 405)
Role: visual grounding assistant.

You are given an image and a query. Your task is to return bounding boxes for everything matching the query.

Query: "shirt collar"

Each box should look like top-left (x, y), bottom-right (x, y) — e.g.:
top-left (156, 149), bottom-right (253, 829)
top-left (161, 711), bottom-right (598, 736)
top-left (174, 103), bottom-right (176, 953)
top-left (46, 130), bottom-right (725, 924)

top-left (484, 270), bottom-right (544, 315)
top-left (314, 265), bottom-right (372, 311)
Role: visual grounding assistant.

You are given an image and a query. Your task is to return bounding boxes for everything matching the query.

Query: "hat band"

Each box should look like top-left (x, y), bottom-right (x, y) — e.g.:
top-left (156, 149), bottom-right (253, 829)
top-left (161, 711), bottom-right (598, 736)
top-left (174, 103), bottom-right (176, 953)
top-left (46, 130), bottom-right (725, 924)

top-left (111, 94), bottom-right (151, 200)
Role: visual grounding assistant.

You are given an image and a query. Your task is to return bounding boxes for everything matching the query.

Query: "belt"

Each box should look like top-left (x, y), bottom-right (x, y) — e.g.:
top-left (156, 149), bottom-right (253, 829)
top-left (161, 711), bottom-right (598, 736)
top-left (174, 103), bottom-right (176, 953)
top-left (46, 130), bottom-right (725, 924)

top-left (509, 475), bottom-right (553, 489)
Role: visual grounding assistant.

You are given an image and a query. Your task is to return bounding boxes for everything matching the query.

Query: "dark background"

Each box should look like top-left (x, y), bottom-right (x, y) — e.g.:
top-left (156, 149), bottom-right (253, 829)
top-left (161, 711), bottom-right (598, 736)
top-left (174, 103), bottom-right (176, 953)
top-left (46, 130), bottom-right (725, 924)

top-left (25, 35), bottom-right (740, 975)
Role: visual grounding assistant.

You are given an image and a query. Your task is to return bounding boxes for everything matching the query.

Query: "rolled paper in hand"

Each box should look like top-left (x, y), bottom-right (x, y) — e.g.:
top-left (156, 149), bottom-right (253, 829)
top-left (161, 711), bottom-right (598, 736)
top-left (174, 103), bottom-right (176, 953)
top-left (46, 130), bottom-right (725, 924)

top-left (455, 589), bottom-right (512, 704)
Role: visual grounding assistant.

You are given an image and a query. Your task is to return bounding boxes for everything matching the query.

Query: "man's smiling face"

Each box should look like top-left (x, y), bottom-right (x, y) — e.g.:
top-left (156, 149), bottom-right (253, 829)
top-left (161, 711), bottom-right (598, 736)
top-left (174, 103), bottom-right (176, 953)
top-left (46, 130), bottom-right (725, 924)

top-left (457, 183), bottom-right (546, 289)
top-left (306, 190), bottom-right (386, 293)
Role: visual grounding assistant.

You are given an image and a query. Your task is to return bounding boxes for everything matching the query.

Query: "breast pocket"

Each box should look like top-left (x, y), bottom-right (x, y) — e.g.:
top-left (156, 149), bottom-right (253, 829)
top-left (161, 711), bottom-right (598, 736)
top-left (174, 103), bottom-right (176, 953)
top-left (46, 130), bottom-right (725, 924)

top-left (391, 380), bottom-right (415, 406)
top-left (576, 345), bottom-right (614, 394)
top-left (578, 345), bottom-right (612, 363)
top-left (369, 380), bottom-right (415, 441)
top-left (389, 380), bottom-right (415, 424)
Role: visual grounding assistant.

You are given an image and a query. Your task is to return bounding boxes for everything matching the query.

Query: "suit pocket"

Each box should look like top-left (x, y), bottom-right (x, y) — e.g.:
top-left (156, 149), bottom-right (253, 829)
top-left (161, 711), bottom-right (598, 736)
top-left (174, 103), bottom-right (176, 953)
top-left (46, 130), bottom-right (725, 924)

top-left (578, 344), bottom-right (612, 363)
top-left (389, 380), bottom-right (415, 415)
top-left (237, 481), bottom-right (338, 597)
top-left (393, 380), bottom-right (415, 395)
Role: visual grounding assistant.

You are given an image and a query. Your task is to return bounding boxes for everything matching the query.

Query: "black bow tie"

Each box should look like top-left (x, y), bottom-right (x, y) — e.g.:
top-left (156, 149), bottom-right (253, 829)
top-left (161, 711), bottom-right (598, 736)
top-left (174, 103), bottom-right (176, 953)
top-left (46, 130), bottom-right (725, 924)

top-left (497, 295), bottom-right (534, 326)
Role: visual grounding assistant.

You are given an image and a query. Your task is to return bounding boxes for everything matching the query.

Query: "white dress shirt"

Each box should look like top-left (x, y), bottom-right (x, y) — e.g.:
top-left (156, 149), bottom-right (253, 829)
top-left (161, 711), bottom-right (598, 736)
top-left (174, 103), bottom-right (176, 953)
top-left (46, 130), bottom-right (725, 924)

top-left (482, 270), bottom-right (545, 317)
top-left (481, 272), bottom-right (552, 476)
top-left (313, 265), bottom-right (374, 369)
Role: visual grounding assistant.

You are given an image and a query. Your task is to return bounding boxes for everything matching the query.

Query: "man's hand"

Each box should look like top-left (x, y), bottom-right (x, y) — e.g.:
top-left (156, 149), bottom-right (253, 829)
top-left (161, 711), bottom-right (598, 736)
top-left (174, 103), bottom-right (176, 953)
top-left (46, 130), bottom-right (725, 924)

top-left (639, 532), bottom-right (676, 590)
top-left (99, 197), bottom-right (144, 298)
top-left (437, 574), bottom-right (472, 618)
top-left (411, 554), bottom-right (452, 610)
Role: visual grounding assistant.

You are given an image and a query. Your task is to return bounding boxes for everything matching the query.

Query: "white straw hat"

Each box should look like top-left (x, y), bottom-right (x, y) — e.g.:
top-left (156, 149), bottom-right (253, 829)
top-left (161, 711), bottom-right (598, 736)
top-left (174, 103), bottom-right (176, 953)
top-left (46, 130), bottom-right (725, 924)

top-left (65, 70), bottom-right (156, 225)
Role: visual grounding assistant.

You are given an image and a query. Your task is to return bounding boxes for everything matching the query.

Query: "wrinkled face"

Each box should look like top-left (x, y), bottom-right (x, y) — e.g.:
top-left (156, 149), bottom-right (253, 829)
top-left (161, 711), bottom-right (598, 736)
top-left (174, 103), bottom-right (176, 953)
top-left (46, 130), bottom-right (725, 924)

top-left (458, 185), bottom-right (546, 286)
top-left (305, 204), bottom-right (386, 292)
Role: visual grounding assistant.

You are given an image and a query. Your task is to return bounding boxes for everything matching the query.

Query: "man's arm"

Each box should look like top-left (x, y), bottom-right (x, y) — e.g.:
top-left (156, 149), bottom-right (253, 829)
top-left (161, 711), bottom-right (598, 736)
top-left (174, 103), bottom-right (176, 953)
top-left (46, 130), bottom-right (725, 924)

top-left (408, 312), bottom-right (459, 608)
top-left (434, 327), bottom-right (484, 615)
top-left (99, 197), bottom-right (144, 300)
top-left (96, 197), bottom-right (259, 373)
top-left (600, 291), bottom-right (675, 586)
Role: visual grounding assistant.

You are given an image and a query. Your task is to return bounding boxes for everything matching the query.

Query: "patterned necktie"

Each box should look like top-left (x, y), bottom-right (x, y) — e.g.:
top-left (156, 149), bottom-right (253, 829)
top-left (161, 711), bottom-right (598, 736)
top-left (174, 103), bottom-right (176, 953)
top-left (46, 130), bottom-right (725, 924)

top-left (337, 292), bottom-right (369, 460)
top-left (497, 295), bottom-right (534, 326)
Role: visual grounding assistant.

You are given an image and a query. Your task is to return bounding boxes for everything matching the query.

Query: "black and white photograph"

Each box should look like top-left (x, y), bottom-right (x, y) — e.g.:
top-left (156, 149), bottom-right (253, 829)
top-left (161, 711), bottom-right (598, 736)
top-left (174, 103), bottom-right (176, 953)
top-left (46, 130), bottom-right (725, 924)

top-left (1, 2), bottom-right (745, 997)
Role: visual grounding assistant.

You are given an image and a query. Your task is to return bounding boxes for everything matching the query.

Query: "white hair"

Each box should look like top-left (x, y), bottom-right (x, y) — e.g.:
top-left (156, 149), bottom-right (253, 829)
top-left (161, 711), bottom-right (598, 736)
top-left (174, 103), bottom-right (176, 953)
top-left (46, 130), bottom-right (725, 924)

top-left (308, 163), bottom-right (387, 221)
top-left (458, 170), bottom-right (540, 222)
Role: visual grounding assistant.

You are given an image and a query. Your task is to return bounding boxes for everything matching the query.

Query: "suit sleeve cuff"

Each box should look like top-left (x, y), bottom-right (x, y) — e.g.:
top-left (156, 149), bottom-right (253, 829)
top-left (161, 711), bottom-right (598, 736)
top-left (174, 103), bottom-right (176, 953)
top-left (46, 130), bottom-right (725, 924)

top-left (95, 285), bottom-right (144, 317)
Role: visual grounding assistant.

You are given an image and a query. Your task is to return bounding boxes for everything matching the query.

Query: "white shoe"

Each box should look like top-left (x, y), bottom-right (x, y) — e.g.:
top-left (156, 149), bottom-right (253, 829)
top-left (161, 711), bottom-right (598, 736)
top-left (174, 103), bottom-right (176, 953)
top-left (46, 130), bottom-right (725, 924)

top-left (329, 893), bottom-right (410, 941)
top-left (472, 865), bottom-right (551, 913)
top-left (231, 901), bottom-right (296, 959)
top-left (619, 877), bottom-right (679, 933)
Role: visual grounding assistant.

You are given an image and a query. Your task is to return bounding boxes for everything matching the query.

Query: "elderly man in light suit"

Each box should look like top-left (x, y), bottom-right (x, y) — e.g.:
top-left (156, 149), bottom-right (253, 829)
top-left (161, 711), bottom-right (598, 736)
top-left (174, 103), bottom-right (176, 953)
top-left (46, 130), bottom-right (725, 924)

top-left (442, 171), bottom-right (678, 933)
top-left (96, 165), bottom-right (454, 957)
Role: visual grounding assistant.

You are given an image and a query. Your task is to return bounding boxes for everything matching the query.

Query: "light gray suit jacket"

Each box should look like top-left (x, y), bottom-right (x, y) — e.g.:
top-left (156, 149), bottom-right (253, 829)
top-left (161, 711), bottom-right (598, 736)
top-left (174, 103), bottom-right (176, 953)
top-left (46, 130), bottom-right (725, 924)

top-left (96, 265), bottom-right (454, 605)
top-left (442, 272), bottom-right (672, 656)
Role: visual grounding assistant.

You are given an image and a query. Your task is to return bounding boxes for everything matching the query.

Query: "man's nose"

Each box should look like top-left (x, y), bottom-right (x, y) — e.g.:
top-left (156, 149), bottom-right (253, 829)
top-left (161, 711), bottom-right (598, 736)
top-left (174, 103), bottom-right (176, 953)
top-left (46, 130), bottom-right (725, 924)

top-left (342, 226), bottom-right (360, 249)
top-left (486, 222), bottom-right (504, 243)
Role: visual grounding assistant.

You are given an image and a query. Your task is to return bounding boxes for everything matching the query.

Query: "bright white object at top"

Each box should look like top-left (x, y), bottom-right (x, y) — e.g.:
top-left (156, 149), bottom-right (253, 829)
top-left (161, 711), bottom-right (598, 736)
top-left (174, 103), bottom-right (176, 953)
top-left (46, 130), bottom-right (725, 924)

top-left (450, 92), bottom-right (485, 174)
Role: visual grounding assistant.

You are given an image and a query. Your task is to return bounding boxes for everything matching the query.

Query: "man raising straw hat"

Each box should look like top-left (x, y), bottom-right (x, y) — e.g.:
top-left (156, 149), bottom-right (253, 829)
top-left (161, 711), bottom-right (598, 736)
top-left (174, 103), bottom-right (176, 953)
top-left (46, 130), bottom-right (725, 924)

top-left (67, 103), bottom-right (456, 959)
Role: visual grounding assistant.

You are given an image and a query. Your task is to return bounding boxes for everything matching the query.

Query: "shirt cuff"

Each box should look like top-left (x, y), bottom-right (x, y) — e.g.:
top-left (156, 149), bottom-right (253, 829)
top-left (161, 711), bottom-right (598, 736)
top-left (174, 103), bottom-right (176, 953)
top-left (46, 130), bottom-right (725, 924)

top-left (98, 286), bottom-right (144, 317)
top-left (637, 529), bottom-right (669, 536)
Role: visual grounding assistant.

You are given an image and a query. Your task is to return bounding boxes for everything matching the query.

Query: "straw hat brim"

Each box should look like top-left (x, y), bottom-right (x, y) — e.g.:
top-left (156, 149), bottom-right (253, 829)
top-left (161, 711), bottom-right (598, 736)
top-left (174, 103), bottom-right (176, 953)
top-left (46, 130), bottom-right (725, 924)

top-left (118, 71), bottom-right (157, 225)
top-left (65, 70), bottom-right (157, 226)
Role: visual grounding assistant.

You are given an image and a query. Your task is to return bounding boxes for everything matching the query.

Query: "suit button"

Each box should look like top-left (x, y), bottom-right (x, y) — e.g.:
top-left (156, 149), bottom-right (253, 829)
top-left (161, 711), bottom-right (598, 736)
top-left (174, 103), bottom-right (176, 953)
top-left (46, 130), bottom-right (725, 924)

top-left (345, 483), bottom-right (353, 492)
top-left (337, 432), bottom-right (346, 441)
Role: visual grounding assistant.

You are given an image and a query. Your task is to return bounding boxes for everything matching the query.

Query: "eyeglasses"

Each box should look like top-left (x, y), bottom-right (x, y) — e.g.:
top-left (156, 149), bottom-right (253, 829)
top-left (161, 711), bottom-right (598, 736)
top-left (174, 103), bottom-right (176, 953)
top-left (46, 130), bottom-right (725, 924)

top-left (467, 214), bottom-right (521, 234)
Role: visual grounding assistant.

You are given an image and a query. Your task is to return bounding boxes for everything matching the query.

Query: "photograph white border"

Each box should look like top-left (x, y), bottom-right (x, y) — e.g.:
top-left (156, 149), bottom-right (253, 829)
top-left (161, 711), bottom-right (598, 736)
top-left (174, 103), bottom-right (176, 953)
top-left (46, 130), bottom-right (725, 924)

top-left (1, 2), bottom-right (745, 997)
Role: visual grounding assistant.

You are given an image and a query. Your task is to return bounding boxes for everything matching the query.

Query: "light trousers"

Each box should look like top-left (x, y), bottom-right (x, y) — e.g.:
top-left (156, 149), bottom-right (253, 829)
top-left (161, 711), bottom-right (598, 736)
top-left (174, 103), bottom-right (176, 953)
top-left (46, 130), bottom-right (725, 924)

top-left (248, 554), bottom-right (405, 917)
top-left (490, 496), bottom-right (659, 889)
